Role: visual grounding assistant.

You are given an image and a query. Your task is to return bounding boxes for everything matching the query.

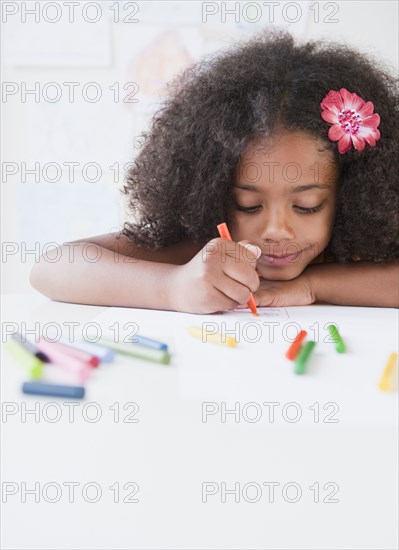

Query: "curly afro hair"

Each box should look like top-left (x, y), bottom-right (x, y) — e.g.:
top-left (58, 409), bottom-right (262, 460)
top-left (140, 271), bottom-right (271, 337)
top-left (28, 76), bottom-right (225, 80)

top-left (121, 29), bottom-right (398, 263)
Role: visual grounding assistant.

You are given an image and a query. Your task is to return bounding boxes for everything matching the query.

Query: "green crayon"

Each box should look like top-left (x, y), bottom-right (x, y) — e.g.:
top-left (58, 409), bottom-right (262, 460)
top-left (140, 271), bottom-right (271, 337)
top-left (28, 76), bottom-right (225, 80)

top-left (97, 338), bottom-right (171, 365)
top-left (6, 338), bottom-right (44, 379)
top-left (294, 341), bottom-right (316, 375)
top-left (327, 325), bottom-right (346, 353)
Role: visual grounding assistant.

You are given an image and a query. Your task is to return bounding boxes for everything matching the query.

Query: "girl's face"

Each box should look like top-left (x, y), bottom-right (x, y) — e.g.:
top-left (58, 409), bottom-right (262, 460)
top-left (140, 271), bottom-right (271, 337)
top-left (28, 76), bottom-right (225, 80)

top-left (230, 131), bottom-right (338, 280)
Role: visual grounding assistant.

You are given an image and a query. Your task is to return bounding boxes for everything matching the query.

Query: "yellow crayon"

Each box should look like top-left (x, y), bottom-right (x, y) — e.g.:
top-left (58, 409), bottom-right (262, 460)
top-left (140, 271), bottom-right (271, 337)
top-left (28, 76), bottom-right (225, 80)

top-left (378, 352), bottom-right (398, 392)
top-left (187, 326), bottom-right (237, 348)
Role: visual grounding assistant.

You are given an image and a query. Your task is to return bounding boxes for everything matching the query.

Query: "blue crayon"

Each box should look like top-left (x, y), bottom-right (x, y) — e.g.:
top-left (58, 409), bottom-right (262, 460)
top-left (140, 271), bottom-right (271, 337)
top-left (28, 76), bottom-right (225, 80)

top-left (22, 382), bottom-right (85, 399)
top-left (130, 334), bottom-right (168, 351)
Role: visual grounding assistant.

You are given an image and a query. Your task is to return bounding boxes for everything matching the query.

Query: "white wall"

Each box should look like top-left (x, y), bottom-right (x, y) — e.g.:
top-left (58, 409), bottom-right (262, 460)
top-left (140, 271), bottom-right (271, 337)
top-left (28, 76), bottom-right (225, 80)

top-left (2, 0), bottom-right (398, 293)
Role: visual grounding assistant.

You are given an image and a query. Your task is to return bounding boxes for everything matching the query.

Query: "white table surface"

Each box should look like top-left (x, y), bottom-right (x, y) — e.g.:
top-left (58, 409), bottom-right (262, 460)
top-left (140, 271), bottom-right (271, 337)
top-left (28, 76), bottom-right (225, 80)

top-left (1, 293), bottom-right (398, 550)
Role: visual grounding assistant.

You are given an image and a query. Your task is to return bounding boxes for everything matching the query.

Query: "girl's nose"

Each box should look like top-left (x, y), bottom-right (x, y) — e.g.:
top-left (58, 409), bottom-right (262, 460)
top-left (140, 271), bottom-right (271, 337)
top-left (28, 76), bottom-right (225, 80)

top-left (259, 208), bottom-right (295, 242)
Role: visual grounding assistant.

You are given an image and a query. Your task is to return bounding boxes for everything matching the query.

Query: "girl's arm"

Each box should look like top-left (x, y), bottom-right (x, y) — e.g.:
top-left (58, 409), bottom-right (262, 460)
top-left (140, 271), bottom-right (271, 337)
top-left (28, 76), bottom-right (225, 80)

top-left (30, 232), bottom-right (202, 309)
top-left (306, 261), bottom-right (399, 308)
top-left (30, 232), bottom-right (261, 313)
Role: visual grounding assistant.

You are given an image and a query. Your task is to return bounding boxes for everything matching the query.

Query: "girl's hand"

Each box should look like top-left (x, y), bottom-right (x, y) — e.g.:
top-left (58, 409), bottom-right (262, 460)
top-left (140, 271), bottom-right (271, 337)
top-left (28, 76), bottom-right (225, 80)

top-left (250, 272), bottom-right (316, 308)
top-left (171, 237), bottom-right (261, 314)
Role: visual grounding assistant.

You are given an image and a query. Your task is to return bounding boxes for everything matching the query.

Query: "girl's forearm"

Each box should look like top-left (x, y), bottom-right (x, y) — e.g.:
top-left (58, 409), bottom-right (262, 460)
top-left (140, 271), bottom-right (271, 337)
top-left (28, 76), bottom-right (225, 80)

top-left (30, 242), bottom-right (180, 310)
top-left (305, 261), bottom-right (399, 308)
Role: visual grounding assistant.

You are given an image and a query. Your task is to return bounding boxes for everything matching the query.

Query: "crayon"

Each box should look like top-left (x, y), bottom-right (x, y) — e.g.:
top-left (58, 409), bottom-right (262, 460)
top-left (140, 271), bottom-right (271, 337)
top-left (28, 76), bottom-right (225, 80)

top-left (45, 333), bottom-right (115, 363)
top-left (11, 332), bottom-right (49, 362)
top-left (97, 338), bottom-right (171, 365)
top-left (39, 338), bottom-right (100, 367)
top-left (294, 341), bottom-right (316, 375)
top-left (187, 326), bottom-right (237, 348)
top-left (217, 222), bottom-right (259, 317)
top-left (6, 338), bottom-right (44, 380)
top-left (327, 325), bottom-right (346, 353)
top-left (286, 330), bottom-right (307, 360)
top-left (39, 339), bottom-right (100, 367)
top-left (35, 338), bottom-right (93, 381)
top-left (130, 334), bottom-right (168, 351)
top-left (378, 352), bottom-right (398, 392)
top-left (22, 382), bottom-right (85, 399)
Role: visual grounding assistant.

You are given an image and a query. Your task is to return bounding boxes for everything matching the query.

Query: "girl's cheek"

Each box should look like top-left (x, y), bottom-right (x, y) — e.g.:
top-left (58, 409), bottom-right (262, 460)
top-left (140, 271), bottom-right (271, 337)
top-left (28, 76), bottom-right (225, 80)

top-left (229, 214), bottom-right (246, 240)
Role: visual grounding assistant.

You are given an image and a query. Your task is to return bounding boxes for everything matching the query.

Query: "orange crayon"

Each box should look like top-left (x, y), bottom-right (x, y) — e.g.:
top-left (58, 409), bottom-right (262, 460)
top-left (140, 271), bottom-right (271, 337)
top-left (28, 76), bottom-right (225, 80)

top-left (286, 330), bottom-right (308, 360)
top-left (217, 222), bottom-right (259, 317)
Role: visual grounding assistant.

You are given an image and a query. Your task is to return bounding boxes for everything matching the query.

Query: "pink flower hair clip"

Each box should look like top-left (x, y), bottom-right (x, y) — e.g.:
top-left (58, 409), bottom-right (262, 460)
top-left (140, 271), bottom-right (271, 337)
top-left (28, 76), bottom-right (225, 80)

top-left (320, 88), bottom-right (381, 154)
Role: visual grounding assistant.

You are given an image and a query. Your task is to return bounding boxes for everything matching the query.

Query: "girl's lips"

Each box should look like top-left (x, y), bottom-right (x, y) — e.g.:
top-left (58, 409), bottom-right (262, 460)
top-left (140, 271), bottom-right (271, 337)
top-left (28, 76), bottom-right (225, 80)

top-left (259, 252), bottom-right (301, 266)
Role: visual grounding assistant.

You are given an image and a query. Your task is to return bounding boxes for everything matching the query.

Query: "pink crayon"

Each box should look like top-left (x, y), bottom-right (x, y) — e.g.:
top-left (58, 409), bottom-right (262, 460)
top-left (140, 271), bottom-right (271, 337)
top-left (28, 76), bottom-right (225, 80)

top-left (43, 339), bottom-right (100, 367)
top-left (36, 338), bottom-right (93, 381)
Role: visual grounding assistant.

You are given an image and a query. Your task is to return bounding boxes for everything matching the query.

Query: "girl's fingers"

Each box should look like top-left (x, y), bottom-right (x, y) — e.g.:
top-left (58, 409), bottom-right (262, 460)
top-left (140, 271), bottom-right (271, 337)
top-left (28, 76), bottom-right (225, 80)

top-left (222, 260), bottom-right (260, 293)
top-left (210, 287), bottom-right (241, 311)
top-left (237, 241), bottom-right (262, 260)
top-left (214, 272), bottom-right (254, 306)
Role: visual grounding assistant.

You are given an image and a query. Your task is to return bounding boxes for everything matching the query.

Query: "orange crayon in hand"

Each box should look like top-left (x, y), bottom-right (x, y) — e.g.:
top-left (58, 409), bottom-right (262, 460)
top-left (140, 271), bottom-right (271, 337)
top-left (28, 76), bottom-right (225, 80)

top-left (217, 222), bottom-right (259, 317)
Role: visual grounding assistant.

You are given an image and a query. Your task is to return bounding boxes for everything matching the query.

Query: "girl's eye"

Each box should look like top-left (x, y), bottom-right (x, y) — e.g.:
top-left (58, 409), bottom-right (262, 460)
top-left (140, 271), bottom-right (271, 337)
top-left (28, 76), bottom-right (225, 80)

top-left (234, 203), bottom-right (325, 214)
top-left (294, 204), bottom-right (325, 214)
top-left (235, 204), bottom-right (261, 213)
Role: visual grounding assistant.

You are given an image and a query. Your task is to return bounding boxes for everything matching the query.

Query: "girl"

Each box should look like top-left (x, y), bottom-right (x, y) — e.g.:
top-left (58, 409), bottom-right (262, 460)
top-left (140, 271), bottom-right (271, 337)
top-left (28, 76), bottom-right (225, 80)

top-left (31, 30), bottom-right (399, 311)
